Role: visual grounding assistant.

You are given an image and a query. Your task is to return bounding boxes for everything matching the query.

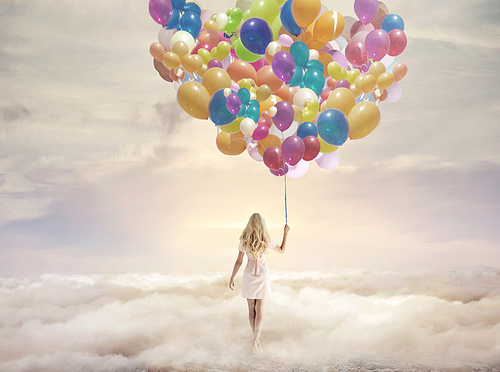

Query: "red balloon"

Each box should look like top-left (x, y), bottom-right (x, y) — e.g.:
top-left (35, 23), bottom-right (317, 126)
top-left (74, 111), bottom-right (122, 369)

top-left (258, 116), bottom-right (273, 128)
top-left (302, 136), bottom-right (321, 161)
top-left (345, 40), bottom-right (367, 66)
top-left (388, 29), bottom-right (407, 56)
top-left (263, 146), bottom-right (285, 170)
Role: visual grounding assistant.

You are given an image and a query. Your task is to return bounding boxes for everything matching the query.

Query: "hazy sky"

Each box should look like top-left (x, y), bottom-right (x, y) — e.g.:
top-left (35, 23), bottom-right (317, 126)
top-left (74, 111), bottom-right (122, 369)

top-left (0, 0), bottom-right (499, 276)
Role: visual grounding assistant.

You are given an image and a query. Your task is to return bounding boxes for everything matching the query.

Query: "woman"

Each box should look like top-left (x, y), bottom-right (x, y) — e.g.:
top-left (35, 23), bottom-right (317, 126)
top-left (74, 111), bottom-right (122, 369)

top-left (229, 213), bottom-right (290, 352)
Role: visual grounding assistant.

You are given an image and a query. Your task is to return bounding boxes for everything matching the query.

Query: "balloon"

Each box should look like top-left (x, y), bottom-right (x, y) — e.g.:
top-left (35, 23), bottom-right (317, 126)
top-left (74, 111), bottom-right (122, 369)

top-left (150, 42), bottom-right (165, 62)
top-left (381, 14), bottom-right (404, 33)
top-left (240, 117), bottom-right (256, 137)
top-left (163, 51), bottom-right (180, 69)
top-left (221, 117), bottom-right (243, 133)
top-left (250, 0), bottom-right (280, 24)
top-left (272, 51), bottom-right (296, 83)
top-left (287, 159), bottom-right (309, 178)
top-left (272, 101), bottom-right (295, 131)
top-left (318, 136), bottom-right (339, 153)
top-left (207, 59), bottom-right (223, 69)
top-left (170, 31), bottom-right (195, 52)
top-left (216, 131), bottom-right (247, 155)
top-left (354, 74), bottom-right (377, 93)
top-left (270, 164), bottom-right (289, 176)
top-left (209, 89), bottom-right (237, 125)
top-left (165, 8), bottom-right (181, 29)
top-left (279, 34), bottom-right (294, 47)
top-left (172, 41), bottom-right (189, 58)
top-left (183, 2), bottom-right (201, 15)
top-left (181, 54), bottom-right (203, 73)
top-left (347, 101), bottom-right (380, 139)
top-left (292, 0), bottom-right (321, 28)
top-left (297, 121), bottom-right (318, 139)
top-left (198, 29), bottom-right (219, 46)
top-left (158, 27), bottom-right (175, 49)
top-left (377, 72), bottom-right (394, 89)
top-left (226, 94), bottom-right (242, 114)
top-left (153, 58), bottom-right (173, 82)
top-left (346, 68), bottom-right (361, 84)
top-left (180, 11), bottom-right (202, 39)
top-left (365, 29), bottom-right (390, 61)
top-left (302, 136), bottom-right (321, 160)
top-left (176, 81), bottom-right (210, 119)
top-left (280, 0), bottom-right (301, 36)
top-left (240, 18), bottom-right (273, 55)
top-left (227, 60), bottom-right (258, 83)
top-left (392, 63), bottom-right (407, 81)
top-left (253, 124), bottom-right (270, 140)
top-left (368, 61), bottom-right (386, 78)
top-left (350, 21), bottom-right (374, 38)
top-left (341, 15), bottom-right (357, 40)
top-left (289, 41), bottom-right (310, 67)
top-left (313, 11), bottom-right (345, 44)
top-left (256, 85), bottom-right (272, 102)
top-left (388, 29), bottom-right (407, 56)
top-left (335, 79), bottom-right (350, 89)
top-left (293, 88), bottom-right (318, 109)
top-left (149, 0), bottom-right (173, 25)
top-left (234, 38), bottom-right (262, 62)
top-left (256, 65), bottom-right (284, 92)
top-left (354, 0), bottom-right (379, 24)
top-left (385, 81), bottom-right (402, 102)
top-left (258, 116), bottom-right (273, 128)
top-left (263, 146), bottom-right (285, 170)
top-left (248, 144), bottom-right (263, 161)
top-left (257, 134), bottom-right (282, 156)
top-left (315, 151), bottom-right (340, 170)
top-left (325, 87), bottom-right (356, 116)
top-left (316, 109), bottom-right (349, 146)
top-left (303, 68), bottom-right (325, 96)
top-left (345, 40), bottom-right (367, 66)
top-left (282, 135), bottom-right (305, 166)
top-left (202, 67), bottom-right (231, 96)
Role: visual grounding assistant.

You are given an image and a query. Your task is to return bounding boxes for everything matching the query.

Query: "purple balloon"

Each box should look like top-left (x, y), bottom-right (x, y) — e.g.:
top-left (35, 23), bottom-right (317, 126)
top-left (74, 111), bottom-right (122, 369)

top-left (354, 0), bottom-right (379, 24)
top-left (272, 101), bottom-right (295, 131)
top-left (149, 0), bottom-right (173, 25)
top-left (207, 59), bottom-right (223, 69)
top-left (270, 164), bottom-right (289, 177)
top-left (335, 79), bottom-right (350, 89)
top-left (365, 29), bottom-right (390, 61)
top-left (252, 125), bottom-right (269, 141)
top-left (226, 94), bottom-right (242, 114)
top-left (328, 50), bottom-right (349, 69)
top-left (282, 135), bottom-right (305, 166)
top-left (272, 51), bottom-right (296, 83)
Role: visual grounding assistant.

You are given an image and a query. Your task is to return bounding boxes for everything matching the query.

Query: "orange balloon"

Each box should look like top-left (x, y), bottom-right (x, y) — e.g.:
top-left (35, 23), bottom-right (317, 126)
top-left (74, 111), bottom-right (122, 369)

top-left (176, 81), bottom-right (210, 119)
top-left (256, 65), bottom-right (284, 92)
top-left (198, 29), bottom-right (219, 47)
top-left (348, 101), bottom-right (381, 140)
top-left (226, 60), bottom-right (258, 83)
top-left (202, 67), bottom-right (231, 96)
top-left (292, 0), bottom-right (321, 28)
top-left (393, 63), bottom-right (408, 81)
top-left (257, 134), bottom-right (282, 156)
top-left (274, 84), bottom-right (292, 102)
top-left (313, 11), bottom-right (345, 44)
top-left (318, 52), bottom-right (334, 78)
top-left (260, 94), bottom-right (282, 112)
top-left (216, 131), bottom-right (247, 155)
top-left (150, 42), bottom-right (165, 62)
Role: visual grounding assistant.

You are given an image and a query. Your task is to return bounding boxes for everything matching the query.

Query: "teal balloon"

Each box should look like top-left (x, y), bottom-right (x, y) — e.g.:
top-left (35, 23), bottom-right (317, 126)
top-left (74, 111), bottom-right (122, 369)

top-left (303, 68), bottom-right (325, 96)
top-left (289, 66), bottom-right (304, 87)
top-left (317, 109), bottom-right (349, 146)
top-left (238, 88), bottom-right (251, 104)
top-left (306, 60), bottom-right (324, 74)
top-left (290, 41), bottom-right (309, 67)
top-left (238, 105), bottom-right (247, 117)
top-left (246, 105), bottom-right (261, 122)
top-left (209, 89), bottom-right (237, 125)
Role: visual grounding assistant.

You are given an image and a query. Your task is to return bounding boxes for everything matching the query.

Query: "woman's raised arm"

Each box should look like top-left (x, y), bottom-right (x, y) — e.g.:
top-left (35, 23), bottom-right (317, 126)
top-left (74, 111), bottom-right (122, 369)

top-left (275, 224), bottom-right (290, 254)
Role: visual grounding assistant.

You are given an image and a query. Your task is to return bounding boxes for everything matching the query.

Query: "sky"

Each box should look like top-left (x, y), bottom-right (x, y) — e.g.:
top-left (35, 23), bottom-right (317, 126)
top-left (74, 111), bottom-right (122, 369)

top-left (0, 0), bottom-right (500, 277)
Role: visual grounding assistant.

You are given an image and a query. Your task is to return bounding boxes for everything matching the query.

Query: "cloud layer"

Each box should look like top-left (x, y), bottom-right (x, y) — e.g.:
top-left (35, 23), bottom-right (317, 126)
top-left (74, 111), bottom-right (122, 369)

top-left (1, 268), bottom-right (500, 371)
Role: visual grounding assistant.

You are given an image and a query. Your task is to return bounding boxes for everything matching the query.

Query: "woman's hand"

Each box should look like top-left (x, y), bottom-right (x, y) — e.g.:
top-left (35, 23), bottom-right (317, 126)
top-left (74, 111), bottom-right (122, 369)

top-left (229, 277), bottom-right (235, 290)
top-left (284, 224), bottom-right (290, 234)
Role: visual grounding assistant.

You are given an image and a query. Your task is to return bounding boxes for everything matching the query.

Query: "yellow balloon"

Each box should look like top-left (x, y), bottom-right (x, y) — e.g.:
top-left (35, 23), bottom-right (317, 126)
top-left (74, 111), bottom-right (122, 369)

top-left (202, 67), bottom-right (232, 96)
top-left (340, 67), bottom-right (348, 79)
top-left (302, 98), bottom-right (319, 122)
top-left (318, 136), bottom-right (339, 153)
top-left (216, 131), bottom-right (247, 155)
top-left (325, 87), bottom-right (356, 116)
top-left (327, 61), bottom-right (342, 80)
top-left (350, 84), bottom-right (363, 98)
top-left (238, 78), bottom-right (253, 90)
top-left (355, 74), bottom-right (377, 94)
top-left (176, 81), bottom-right (210, 119)
top-left (348, 101), bottom-right (381, 140)
top-left (172, 41), bottom-right (189, 58)
top-left (204, 20), bottom-right (218, 31)
top-left (377, 72), bottom-right (395, 89)
top-left (196, 64), bottom-right (207, 77)
top-left (293, 104), bottom-right (303, 123)
top-left (368, 61), bottom-right (386, 79)
top-left (221, 117), bottom-right (243, 134)
top-left (163, 52), bottom-right (180, 69)
top-left (320, 100), bottom-right (327, 112)
top-left (215, 41), bottom-right (231, 60)
top-left (181, 54), bottom-right (203, 73)
top-left (197, 48), bottom-right (211, 64)
top-left (346, 69), bottom-right (360, 84)
top-left (256, 84), bottom-right (272, 102)
top-left (292, 0), bottom-right (321, 28)
top-left (260, 95), bottom-right (282, 112)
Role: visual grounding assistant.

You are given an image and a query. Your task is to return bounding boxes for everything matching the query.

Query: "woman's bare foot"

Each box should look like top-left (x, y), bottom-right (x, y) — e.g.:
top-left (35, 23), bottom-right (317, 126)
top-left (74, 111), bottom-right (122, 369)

top-left (252, 340), bottom-right (261, 354)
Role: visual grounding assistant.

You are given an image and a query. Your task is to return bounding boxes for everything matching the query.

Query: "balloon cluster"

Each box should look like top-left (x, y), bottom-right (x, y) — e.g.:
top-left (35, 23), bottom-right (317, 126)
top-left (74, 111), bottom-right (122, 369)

top-left (149, 0), bottom-right (408, 178)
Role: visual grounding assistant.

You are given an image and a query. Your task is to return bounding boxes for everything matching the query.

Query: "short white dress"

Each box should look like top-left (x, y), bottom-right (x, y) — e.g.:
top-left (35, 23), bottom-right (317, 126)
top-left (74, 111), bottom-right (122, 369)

top-left (239, 237), bottom-right (280, 299)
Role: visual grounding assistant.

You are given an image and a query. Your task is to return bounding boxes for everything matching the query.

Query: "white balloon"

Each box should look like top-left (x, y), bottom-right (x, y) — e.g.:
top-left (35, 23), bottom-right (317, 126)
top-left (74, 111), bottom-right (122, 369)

top-left (287, 159), bottom-right (309, 178)
top-left (309, 49), bottom-right (319, 60)
top-left (315, 151), bottom-right (339, 170)
top-left (170, 31), bottom-right (196, 52)
top-left (158, 27), bottom-right (174, 50)
top-left (216, 13), bottom-right (228, 29)
top-left (240, 118), bottom-right (256, 137)
top-left (267, 41), bottom-right (281, 57)
top-left (269, 121), bottom-right (298, 138)
top-left (293, 88), bottom-right (318, 109)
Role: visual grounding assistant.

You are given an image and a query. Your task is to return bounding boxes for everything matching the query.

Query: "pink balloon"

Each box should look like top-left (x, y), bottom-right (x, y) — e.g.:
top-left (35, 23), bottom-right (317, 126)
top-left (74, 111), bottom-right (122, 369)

top-left (248, 145), bottom-right (263, 162)
top-left (365, 29), bottom-right (390, 61)
top-left (282, 136), bottom-right (305, 166)
top-left (263, 146), bottom-right (285, 170)
top-left (373, 14), bottom-right (387, 29)
top-left (354, 0), bottom-right (379, 24)
top-left (258, 116), bottom-right (273, 128)
top-left (149, 0), bottom-right (173, 25)
top-left (315, 151), bottom-right (340, 170)
top-left (385, 81), bottom-right (402, 103)
top-left (388, 29), bottom-right (407, 56)
top-left (270, 164), bottom-right (289, 177)
top-left (351, 31), bottom-right (369, 42)
top-left (287, 160), bottom-right (309, 178)
top-left (272, 101), bottom-right (295, 131)
top-left (350, 21), bottom-right (374, 39)
top-left (252, 125), bottom-right (269, 141)
top-left (302, 136), bottom-right (321, 161)
top-left (345, 40), bottom-right (367, 66)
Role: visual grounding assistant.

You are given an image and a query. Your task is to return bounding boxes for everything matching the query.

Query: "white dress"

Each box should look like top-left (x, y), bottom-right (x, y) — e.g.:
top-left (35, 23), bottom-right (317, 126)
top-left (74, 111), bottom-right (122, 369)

top-left (239, 237), bottom-right (280, 299)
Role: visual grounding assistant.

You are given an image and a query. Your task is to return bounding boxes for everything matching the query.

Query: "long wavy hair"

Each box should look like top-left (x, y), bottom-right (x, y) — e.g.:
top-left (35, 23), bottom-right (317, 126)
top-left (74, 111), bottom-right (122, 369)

top-left (239, 213), bottom-right (270, 258)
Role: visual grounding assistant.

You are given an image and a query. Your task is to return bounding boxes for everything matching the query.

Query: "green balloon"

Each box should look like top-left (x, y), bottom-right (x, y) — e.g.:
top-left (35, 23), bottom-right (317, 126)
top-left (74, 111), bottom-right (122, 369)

top-left (250, 0), bottom-right (279, 24)
top-left (271, 14), bottom-right (282, 41)
top-left (234, 38), bottom-right (262, 62)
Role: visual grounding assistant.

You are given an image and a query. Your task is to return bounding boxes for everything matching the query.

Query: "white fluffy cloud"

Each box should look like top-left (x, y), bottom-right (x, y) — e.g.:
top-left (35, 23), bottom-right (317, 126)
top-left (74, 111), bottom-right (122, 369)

top-left (1, 269), bottom-right (499, 371)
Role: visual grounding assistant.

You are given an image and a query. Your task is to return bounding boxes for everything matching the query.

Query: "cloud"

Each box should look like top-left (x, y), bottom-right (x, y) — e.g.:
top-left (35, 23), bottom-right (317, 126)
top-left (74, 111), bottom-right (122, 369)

top-left (1, 269), bottom-right (499, 372)
top-left (0, 103), bottom-right (30, 123)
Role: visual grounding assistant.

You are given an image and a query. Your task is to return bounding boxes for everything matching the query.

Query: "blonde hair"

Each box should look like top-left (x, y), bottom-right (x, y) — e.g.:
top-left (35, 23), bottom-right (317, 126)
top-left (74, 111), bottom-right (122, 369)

top-left (239, 213), bottom-right (270, 258)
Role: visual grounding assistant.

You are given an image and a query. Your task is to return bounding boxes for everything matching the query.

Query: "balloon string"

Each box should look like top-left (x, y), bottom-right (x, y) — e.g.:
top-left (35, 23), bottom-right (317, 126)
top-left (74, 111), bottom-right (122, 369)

top-left (284, 173), bottom-right (288, 224)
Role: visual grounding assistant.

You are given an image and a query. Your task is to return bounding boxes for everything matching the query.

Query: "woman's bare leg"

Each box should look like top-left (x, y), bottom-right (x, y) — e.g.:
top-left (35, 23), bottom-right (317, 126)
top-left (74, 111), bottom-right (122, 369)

top-left (253, 299), bottom-right (265, 349)
top-left (246, 299), bottom-right (256, 335)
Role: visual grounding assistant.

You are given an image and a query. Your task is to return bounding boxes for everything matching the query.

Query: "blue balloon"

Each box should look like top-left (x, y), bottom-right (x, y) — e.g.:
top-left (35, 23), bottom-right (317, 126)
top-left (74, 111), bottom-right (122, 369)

top-left (317, 109), bottom-right (349, 146)
top-left (303, 68), bottom-right (325, 96)
top-left (240, 18), bottom-right (273, 55)
top-left (290, 41), bottom-right (309, 67)
top-left (280, 0), bottom-right (301, 36)
top-left (183, 2), bottom-right (201, 15)
top-left (297, 122), bottom-right (318, 139)
top-left (381, 14), bottom-right (405, 33)
top-left (180, 11), bottom-right (202, 38)
top-left (209, 89), bottom-right (237, 125)
top-left (306, 60), bottom-right (324, 74)
top-left (288, 66), bottom-right (304, 87)
top-left (171, 0), bottom-right (185, 9)
top-left (165, 8), bottom-right (181, 29)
